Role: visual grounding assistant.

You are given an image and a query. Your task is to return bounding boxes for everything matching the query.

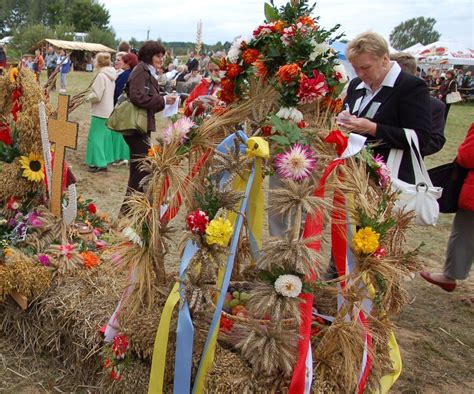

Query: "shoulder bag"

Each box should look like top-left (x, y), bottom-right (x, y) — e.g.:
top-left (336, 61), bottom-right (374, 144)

top-left (446, 81), bottom-right (462, 104)
top-left (386, 129), bottom-right (443, 226)
top-left (427, 161), bottom-right (468, 213)
top-left (107, 90), bottom-right (148, 136)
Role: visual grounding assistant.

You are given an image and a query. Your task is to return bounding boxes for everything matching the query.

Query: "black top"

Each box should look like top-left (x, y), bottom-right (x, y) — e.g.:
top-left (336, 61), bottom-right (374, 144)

top-left (344, 70), bottom-right (432, 183)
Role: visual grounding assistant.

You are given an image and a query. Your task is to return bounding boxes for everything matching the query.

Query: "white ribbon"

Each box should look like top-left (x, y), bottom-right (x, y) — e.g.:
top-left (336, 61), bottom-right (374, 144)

top-left (39, 102), bottom-right (53, 197)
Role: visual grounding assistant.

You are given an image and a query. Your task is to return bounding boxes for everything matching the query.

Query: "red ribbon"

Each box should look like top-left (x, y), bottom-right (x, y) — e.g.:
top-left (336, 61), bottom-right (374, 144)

top-left (357, 311), bottom-right (372, 394)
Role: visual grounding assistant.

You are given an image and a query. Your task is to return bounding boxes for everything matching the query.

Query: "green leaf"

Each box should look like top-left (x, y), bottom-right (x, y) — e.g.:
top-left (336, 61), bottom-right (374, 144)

top-left (264, 3), bottom-right (280, 22)
top-left (270, 135), bottom-right (290, 146)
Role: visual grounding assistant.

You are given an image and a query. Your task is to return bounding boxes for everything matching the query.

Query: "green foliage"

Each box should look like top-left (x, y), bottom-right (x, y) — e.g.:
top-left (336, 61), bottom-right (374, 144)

top-left (356, 197), bottom-right (396, 240)
top-left (269, 115), bottom-right (309, 150)
top-left (11, 24), bottom-right (54, 53)
top-left (66, 0), bottom-right (110, 32)
top-left (390, 17), bottom-right (441, 50)
top-left (86, 26), bottom-right (117, 49)
top-left (54, 24), bottom-right (75, 41)
top-left (270, 0), bottom-right (316, 23)
top-left (194, 178), bottom-right (221, 220)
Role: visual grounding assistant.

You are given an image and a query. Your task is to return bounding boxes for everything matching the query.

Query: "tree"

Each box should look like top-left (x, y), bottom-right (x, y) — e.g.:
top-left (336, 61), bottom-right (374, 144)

top-left (390, 17), bottom-right (441, 50)
top-left (86, 25), bottom-right (117, 49)
top-left (11, 24), bottom-right (54, 53)
top-left (66, 0), bottom-right (110, 32)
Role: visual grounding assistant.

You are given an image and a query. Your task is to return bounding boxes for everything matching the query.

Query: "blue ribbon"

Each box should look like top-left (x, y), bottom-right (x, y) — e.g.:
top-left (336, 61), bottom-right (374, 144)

top-left (173, 241), bottom-right (199, 393)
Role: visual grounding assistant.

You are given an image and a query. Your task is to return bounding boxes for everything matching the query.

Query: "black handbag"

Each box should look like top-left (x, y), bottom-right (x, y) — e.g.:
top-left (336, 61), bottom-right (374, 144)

top-left (428, 161), bottom-right (468, 213)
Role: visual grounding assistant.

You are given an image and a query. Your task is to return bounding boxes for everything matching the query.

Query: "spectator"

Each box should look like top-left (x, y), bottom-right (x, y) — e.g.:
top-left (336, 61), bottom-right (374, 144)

top-left (156, 66), bottom-right (167, 87)
top-left (33, 49), bottom-right (44, 83)
top-left (184, 60), bottom-right (222, 117)
top-left (121, 40), bottom-right (176, 209)
top-left (165, 64), bottom-right (177, 81)
top-left (390, 52), bottom-right (446, 156)
top-left (439, 69), bottom-right (457, 121)
top-left (85, 53), bottom-right (117, 172)
top-left (45, 46), bottom-right (58, 90)
top-left (114, 51), bottom-right (127, 75)
top-left (199, 52), bottom-right (210, 74)
top-left (163, 51), bottom-right (173, 68)
top-left (57, 49), bottom-right (71, 93)
top-left (456, 69), bottom-right (464, 87)
top-left (462, 71), bottom-right (472, 89)
top-left (184, 68), bottom-right (202, 86)
top-left (186, 51), bottom-right (199, 72)
top-left (420, 122), bottom-right (474, 303)
top-left (118, 41), bottom-right (131, 53)
top-left (0, 45), bottom-right (6, 75)
top-left (172, 55), bottom-right (180, 67)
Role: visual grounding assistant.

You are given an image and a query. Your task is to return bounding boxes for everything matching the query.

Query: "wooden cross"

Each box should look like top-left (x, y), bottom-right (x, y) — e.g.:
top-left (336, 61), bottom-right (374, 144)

top-left (47, 95), bottom-right (78, 217)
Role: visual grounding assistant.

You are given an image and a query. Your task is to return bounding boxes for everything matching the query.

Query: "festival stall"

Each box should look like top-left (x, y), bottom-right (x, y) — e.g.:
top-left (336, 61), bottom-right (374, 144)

top-left (416, 40), bottom-right (474, 66)
top-left (1, 1), bottom-right (423, 392)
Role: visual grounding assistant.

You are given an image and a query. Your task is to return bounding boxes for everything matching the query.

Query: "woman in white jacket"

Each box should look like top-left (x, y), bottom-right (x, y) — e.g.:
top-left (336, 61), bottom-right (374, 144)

top-left (85, 52), bottom-right (123, 172)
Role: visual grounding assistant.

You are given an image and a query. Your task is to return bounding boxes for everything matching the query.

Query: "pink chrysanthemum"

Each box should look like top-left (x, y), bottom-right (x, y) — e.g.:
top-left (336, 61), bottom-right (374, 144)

top-left (373, 154), bottom-right (391, 188)
top-left (275, 144), bottom-right (316, 181)
top-left (163, 117), bottom-right (195, 145)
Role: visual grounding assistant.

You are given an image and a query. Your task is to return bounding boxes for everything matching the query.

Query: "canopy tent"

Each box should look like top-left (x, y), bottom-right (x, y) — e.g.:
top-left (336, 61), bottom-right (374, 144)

top-left (416, 40), bottom-right (474, 66)
top-left (34, 39), bottom-right (115, 53)
top-left (403, 42), bottom-right (424, 55)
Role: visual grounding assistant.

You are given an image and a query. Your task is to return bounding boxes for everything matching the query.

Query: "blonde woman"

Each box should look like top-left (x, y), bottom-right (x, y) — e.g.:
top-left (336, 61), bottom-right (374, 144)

top-left (340, 31), bottom-right (432, 183)
top-left (85, 52), bottom-right (117, 172)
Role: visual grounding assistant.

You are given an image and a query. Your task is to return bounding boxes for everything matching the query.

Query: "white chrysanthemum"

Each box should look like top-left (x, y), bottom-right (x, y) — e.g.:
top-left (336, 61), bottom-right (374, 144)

top-left (276, 107), bottom-right (304, 123)
top-left (274, 274), bottom-right (303, 298)
top-left (122, 227), bottom-right (143, 247)
top-left (309, 40), bottom-right (330, 61)
top-left (227, 37), bottom-right (246, 63)
top-left (333, 63), bottom-right (349, 83)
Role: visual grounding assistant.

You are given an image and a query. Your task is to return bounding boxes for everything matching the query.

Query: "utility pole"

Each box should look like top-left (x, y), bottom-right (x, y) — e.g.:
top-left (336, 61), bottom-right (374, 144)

top-left (147, 28), bottom-right (150, 40)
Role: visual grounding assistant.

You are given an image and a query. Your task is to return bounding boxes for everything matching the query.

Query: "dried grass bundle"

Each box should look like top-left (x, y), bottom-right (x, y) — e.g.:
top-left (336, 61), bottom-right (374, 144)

top-left (237, 321), bottom-right (298, 377)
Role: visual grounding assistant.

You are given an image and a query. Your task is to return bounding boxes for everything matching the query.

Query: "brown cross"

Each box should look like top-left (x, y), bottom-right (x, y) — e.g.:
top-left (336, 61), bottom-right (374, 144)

top-left (47, 94), bottom-right (78, 217)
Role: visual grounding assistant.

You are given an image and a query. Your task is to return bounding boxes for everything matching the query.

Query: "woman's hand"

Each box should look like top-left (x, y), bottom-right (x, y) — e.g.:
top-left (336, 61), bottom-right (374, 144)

top-left (340, 116), bottom-right (377, 137)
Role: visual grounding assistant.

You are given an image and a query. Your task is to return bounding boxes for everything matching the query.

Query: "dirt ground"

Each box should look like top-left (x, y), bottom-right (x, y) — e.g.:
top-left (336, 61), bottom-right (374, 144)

top-left (1, 73), bottom-right (473, 393)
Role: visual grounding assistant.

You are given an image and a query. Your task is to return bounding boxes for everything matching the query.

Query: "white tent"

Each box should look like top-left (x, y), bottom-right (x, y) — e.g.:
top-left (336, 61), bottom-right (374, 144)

top-left (416, 40), bottom-right (474, 66)
top-left (403, 42), bottom-right (424, 55)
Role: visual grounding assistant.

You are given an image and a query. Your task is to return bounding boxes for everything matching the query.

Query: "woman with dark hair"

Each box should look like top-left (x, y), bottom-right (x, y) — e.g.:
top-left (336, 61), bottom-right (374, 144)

top-left (121, 41), bottom-right (176, 208)
top-left (439, 69), bottom-right (458, 121)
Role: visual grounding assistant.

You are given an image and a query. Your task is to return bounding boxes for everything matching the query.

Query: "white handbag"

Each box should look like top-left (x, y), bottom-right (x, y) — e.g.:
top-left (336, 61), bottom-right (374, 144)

top-left (386, 129), bottom-right (443, 226)
top-left (446, 91), bottom-right (462, 104)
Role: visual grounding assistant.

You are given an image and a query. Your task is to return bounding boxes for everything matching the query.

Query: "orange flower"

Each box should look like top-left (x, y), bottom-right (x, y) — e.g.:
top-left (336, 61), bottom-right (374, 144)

top-left (242, 48), bottom-right (260, 65)
top-left (254, 57), bottom-right (268, 80)
top-left (81, 251), bottom-right (100, 269)
top-left (147, 145), bottom-right (161, 157)
top-left (276, 63), bottom-right (302, 84)
top-left (226, 63), bottom-right (242, 78)
top-left (297, 16), bottom-right (315, 27)
top-left (219, 57), bottom-right (227, 70)
top-left (274, 20), bottom-right (286, 32)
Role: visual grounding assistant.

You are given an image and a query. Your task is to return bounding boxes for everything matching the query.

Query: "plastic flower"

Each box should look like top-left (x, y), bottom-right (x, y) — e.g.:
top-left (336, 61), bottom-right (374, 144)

top-left (352, 227), bottom-right (380, 255)
top-left (163, 117), bottom-right (195, 145)
top-left (0, 123), bottom-right (12, 145)
top-left (111, 334), bottom-right (129, 360)
top-left (205, 217), bottom-right (233, 247)
top-left (276, 63), bottom-right (302, 84)
top-left (242, 48), bottom-right (260, 65)
top-left (81, 251), bottom-right (100, 269)
top-left (373, 154), bottom-right (391, 188)
top-left (275, 144), bottom-right (316, 181)
top-left (274, 274), bottom-right (303, 298)
top-left (276, 107), bottom-right (304, 123)
top-left (19, 153), bottom-right (45, 182)
top-left (6, 196), bottom-right (21, 211)
top-left (37, 254), bottom-right (50, 267)
top-left (87, 203), bottom-right (97, 214)
top-left (122, 226), bottom-right (143, 247)
top-left (297, 70), bottom-right (329, 104)
top-left (186, 209), bottom-right (209, 234)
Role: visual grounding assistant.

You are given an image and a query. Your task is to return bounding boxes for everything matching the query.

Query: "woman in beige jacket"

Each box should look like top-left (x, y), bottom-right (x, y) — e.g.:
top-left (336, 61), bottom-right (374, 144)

top-left (85, 53), bottom-right (128, 172)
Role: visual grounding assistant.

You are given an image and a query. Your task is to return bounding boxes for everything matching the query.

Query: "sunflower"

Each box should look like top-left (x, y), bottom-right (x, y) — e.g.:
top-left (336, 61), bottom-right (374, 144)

top-left (19, 153), bottom-right (45, 182)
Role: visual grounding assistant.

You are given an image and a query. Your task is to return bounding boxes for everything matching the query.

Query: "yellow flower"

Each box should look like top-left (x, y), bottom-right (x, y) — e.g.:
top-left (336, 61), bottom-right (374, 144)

top-left (9, 67), bottom-right (19, 83)
top-left (4, 248), bottom-right (13, 257)
top-left (19, 153), bottom-right (45, 182)
top-left (352, 227), bottom-right (380, 255)
top-left (205, 217), bottom-right (233, 247)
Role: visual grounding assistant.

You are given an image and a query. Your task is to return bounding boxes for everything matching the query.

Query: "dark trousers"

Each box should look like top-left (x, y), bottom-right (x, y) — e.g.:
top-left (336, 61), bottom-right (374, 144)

top-left (120, 132), bottom-right (151, 213)
top-left (444, 103), bottom-right (451, 121)
top-left (47, 68), bottom-right (56, 90)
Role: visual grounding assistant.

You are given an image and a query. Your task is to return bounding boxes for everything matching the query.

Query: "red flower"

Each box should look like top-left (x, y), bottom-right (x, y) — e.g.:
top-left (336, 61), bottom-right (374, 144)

top-left (324, 130), bottom-right (348, 157)
top-left (218, 78), bottom-right (236, 104)
top-left (6, 196), bottom-right (21, 210)
top-left (11, 88), bottom-right (22, 122)
top-left (226, 63), bottom-right (242, 78)
top-left (261, 125), bottom-right (273, 137)
top-left (254, 57), bottom-right (268, 80)
top-left (242, 49), bottom-right (260, 65)
top-left (186, 209), bottom-right (209, 234)
top-left (297, 120), bottom-right (307, 129)
top-left (276, 63), bottom-right (302, 84)
top-left (374, 247), bottom-right (387, 259)
top-left (87, 203), bottom-right (97, 214)
top-left (110, 367), bottom-right (122, 381)
top-left (297, 70), bottom-right (329, 104)
top-left (103, 358), bottom-right (112, 370)
top-left (219, 315), bottom-right (234, 333)
top-left (0, 123), bottom-right (12, 145)
top-left (111, 335), bottom-right (129, 360)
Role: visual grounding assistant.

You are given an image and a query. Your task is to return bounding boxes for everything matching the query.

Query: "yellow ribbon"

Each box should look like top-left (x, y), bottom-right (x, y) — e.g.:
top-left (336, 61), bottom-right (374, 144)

top-left (147, 282), bottom-right (180, 394)
top-left (193, 137), bottom-right (268, 393)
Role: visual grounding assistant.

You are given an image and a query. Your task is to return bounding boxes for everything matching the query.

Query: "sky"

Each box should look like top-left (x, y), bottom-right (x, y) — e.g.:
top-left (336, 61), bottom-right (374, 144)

top-left (102, 0), bottom-right (474, 48)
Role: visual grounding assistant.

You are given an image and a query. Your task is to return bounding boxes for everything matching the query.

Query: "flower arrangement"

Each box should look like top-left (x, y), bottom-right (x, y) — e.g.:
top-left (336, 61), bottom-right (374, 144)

top-left (103, 334), bottom-right (130, 382)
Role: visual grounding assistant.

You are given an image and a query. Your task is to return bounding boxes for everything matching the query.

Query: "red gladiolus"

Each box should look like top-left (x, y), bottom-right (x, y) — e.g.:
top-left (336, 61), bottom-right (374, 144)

top-left (324, 130), bottom-right (349, 157)
top-left (0, 123), bottom-right (12, 145)
top-left (226, 63), bottom-right (242, 78)
top-left (87, 203), bottom-right (97, 214)
top-left (242, 48), bottom-right (260, 65)
top-left (297, 70), bottom-right (329, 104)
